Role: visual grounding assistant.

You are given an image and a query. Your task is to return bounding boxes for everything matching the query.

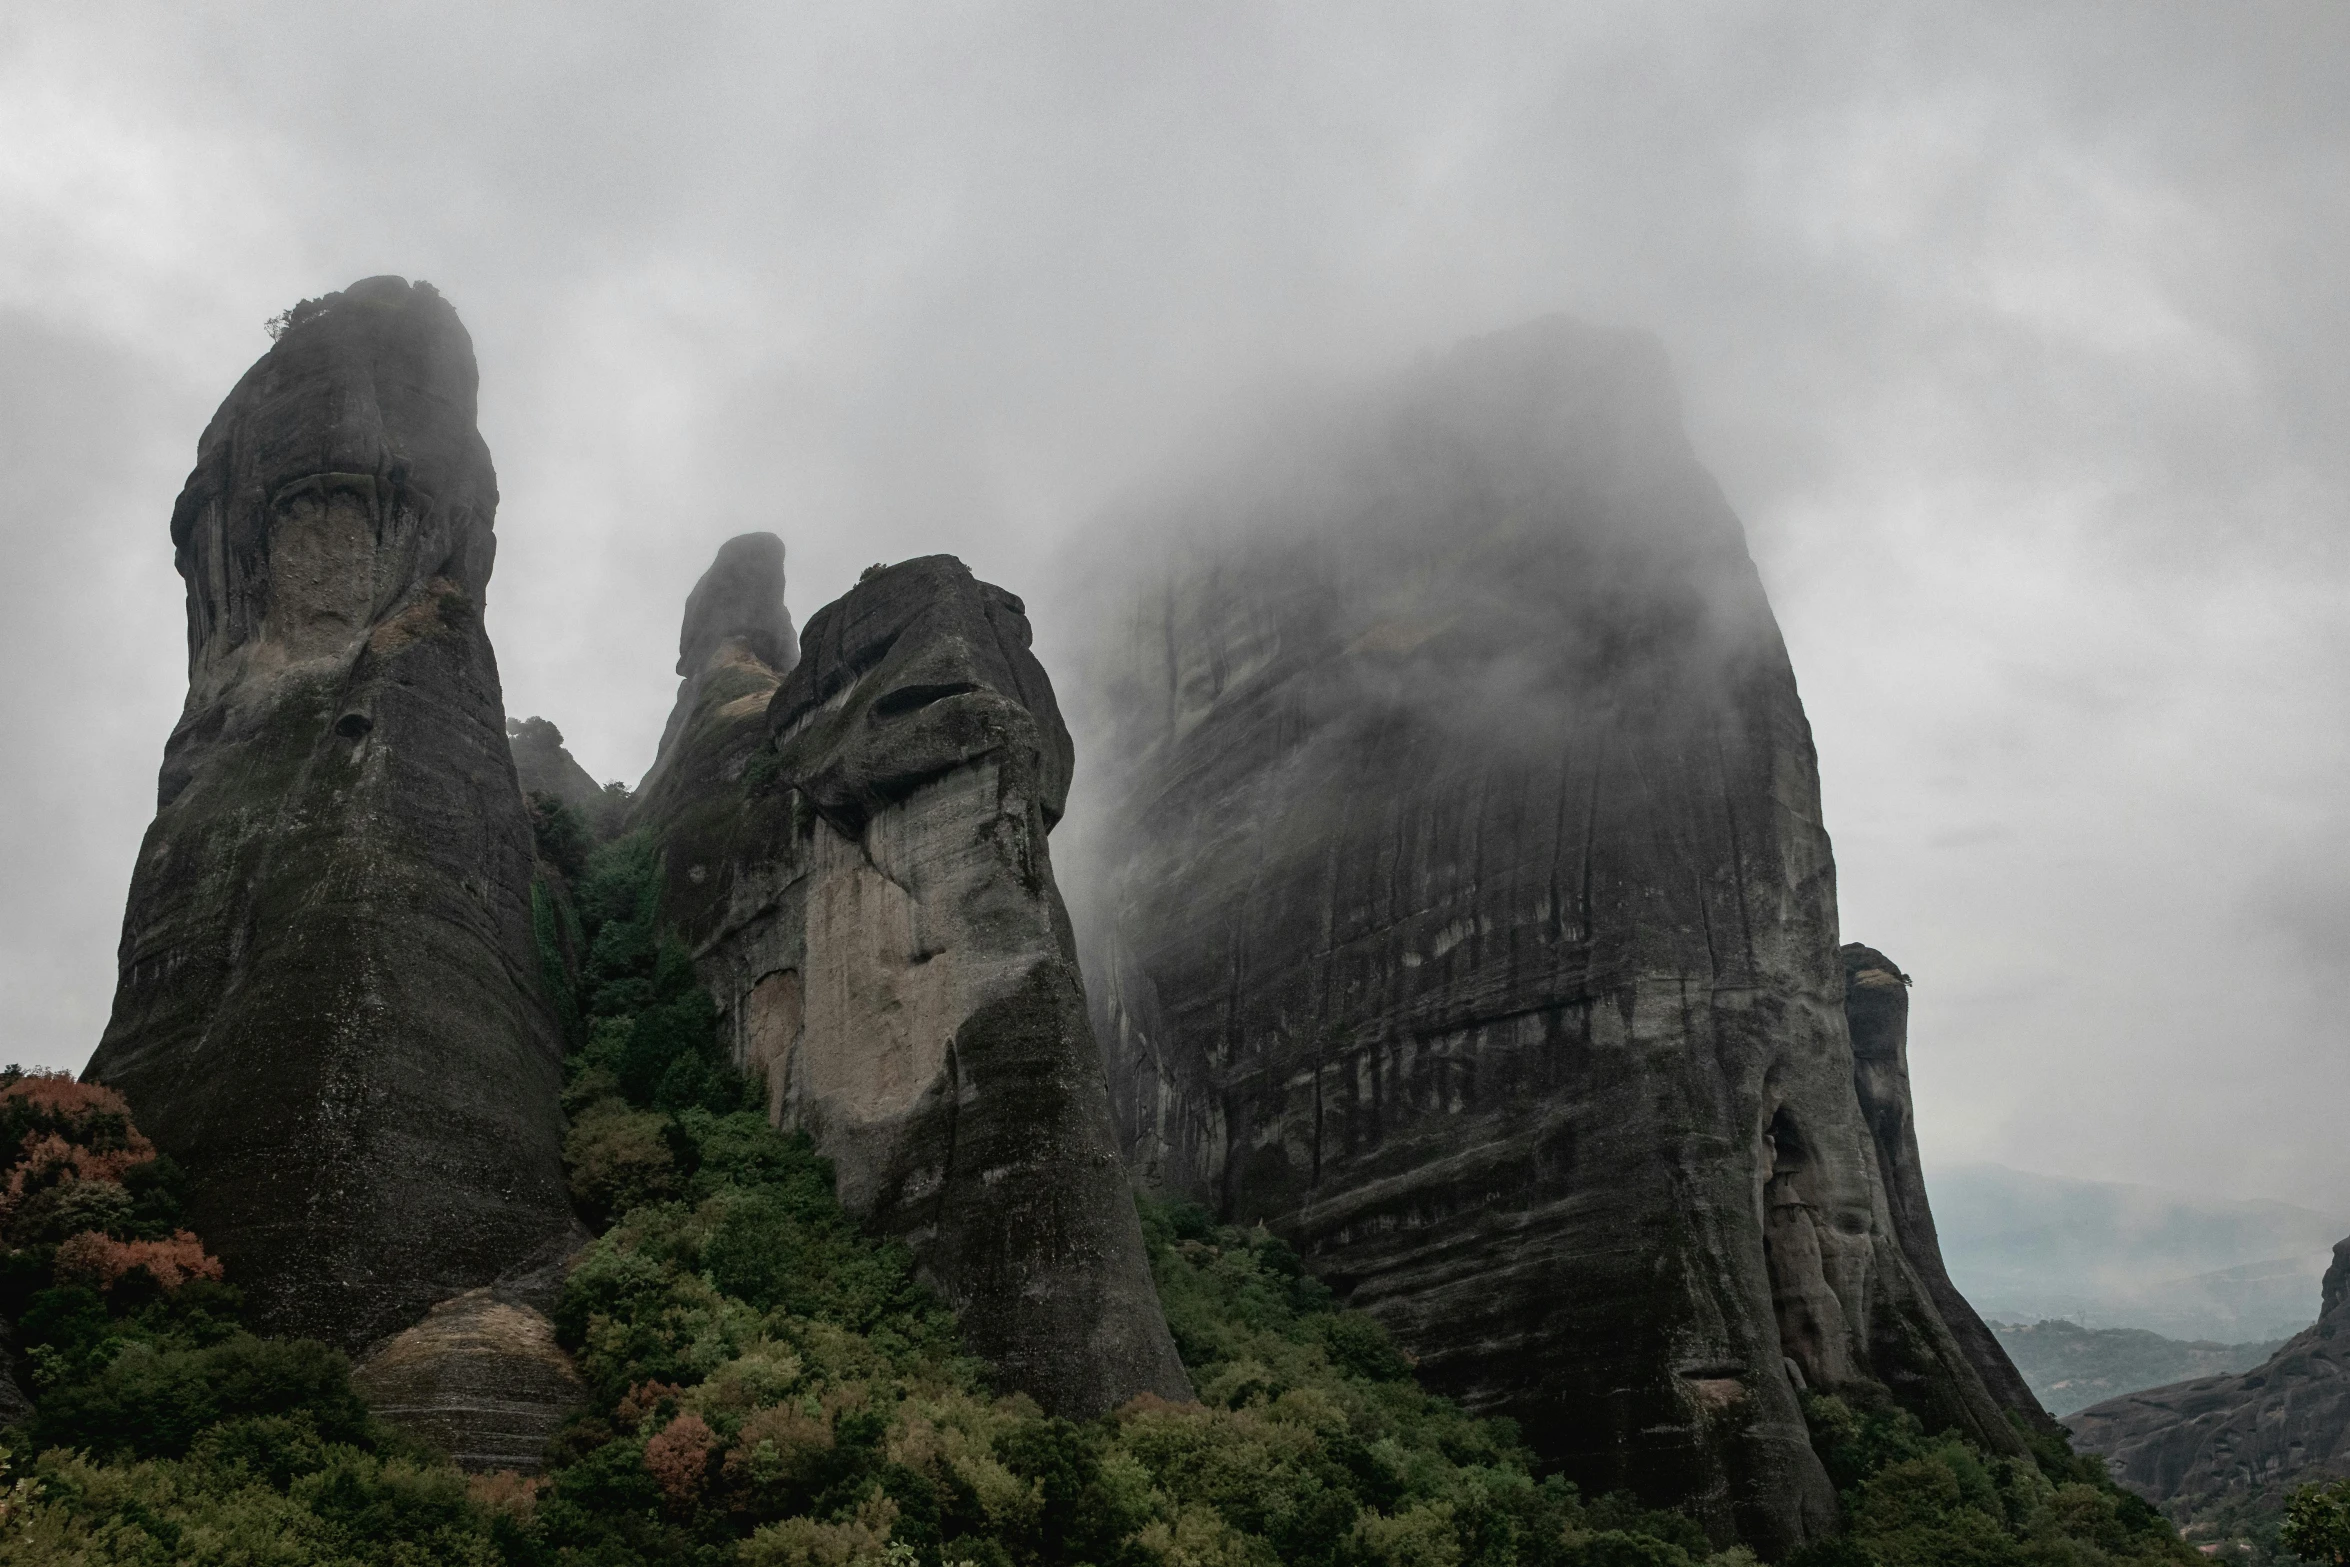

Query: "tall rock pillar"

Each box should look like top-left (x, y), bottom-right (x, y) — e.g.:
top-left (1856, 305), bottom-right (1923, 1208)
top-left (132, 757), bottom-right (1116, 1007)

top-left (1083, 317), bottom-right (2023, 1549)
top-left (1843, 943), bottom-right (2049, 1425)
top-left (85, 277), bottom-right (575, 1357)
top-left (637, 551), bottom-right (1192, 1419)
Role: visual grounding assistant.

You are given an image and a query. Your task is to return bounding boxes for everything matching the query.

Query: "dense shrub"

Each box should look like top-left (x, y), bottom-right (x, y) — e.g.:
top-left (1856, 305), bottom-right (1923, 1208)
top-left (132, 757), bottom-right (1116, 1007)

top-left (1788, 1392), bottom-right (2193, 1567)
top-left (0, 833), bottom-right (2205, 1567)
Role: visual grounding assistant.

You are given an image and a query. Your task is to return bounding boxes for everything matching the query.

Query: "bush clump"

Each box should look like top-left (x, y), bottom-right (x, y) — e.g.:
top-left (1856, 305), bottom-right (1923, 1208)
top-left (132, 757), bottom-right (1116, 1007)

top-left (0, 832), bottom-right (2207, 1567)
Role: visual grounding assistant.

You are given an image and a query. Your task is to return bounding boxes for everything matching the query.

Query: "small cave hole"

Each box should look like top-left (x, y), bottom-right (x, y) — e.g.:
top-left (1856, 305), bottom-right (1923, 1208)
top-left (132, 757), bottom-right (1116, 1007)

top-left (335, 713), bottom-right (374, 739)
top-left (871, 681), bottom-right (979, 719)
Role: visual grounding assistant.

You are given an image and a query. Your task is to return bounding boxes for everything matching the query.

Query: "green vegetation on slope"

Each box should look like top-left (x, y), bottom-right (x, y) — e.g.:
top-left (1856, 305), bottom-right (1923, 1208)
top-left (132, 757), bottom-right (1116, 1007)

top-left (1786, 1392), bottom-right (2195, 1567)
top-left (0, 813), bottom-right (2219, 1566)
top-left (1989, 1319), bottom-right (2285, 1417)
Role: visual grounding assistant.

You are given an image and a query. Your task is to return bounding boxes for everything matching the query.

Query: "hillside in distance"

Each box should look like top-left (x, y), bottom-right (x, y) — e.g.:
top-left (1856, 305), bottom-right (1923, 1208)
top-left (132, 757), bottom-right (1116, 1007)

top-left (1934, 1163), bottom-right (2343, 1341)
top-left (1990, 1319), bottom-right (2286, 1417)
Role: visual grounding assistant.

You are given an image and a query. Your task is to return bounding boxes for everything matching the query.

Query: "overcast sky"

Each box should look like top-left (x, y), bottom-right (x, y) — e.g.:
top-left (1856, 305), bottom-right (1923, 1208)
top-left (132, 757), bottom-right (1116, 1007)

top-left (2, 4), bottom-right (2344, 1210)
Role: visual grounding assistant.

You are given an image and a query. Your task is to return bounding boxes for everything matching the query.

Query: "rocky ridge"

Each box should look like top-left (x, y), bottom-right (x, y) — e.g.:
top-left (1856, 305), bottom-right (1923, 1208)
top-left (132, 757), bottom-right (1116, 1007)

top-left (509, 715), bottom-right (623, 837)
top-left (2069, 1235), bottom-right (2350, 1512)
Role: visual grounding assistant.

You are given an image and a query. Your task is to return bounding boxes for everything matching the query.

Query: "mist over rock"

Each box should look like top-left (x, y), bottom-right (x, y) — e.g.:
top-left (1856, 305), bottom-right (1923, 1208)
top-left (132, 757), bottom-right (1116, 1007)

top-left (2069, 1235), bottom-right (2350, 1512)
top-left (1079, 317), bottom-right (2020, 1548)
top-left (1844, 943), bottom-right (2049, 1425)
top-left (508, 715), bottom-right (622, 837)
top-left (635, 551), bottom-right (1188, 1419)
top-left (642, 530), bottom-right (798, 795)
top-left (81, 277), bottom-right (576, 1414)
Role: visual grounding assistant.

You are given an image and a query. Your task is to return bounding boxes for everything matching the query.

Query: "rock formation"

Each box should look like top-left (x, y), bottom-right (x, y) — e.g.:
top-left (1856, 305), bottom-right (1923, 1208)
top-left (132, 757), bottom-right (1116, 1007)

top-left (637, 551), bottom-right (1190, 1419)
top-left (2069, 1236), bottom-right (2350, 1512)
top-left (1081, 317), bottom-right (2021, 1548)
top-left (350, 1274), bottom-right (588, 1472)
top-left (509, 715), bottom-right (623, 838)
top-left (628, 531), bottom-right (798, 830)
top-left (82, 277), bottom-right (577, 1425)
top-left (1843, 943), bottom-right (2049, 1425)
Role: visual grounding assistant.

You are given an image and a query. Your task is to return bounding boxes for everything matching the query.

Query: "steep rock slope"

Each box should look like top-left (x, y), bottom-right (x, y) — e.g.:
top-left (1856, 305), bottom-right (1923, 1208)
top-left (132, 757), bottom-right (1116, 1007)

top-left (2070, 1237), bottom-right (2350, 1511)
top-left (1083, 318), bottom-right (2019, 1548)
top-left (635, 552), bottom-right (1190, 1419)
top-left (1844, 943), bottom-right (2049, 1425)
top-left (83, 279), bottom-right (575, 1367)
top-left (508, 716), bottom-right (622, 837)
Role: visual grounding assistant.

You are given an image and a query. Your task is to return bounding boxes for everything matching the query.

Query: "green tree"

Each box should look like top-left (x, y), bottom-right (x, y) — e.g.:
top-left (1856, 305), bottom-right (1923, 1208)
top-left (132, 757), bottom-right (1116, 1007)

top-left (2283, 1479), bottom-right (2350, 1566)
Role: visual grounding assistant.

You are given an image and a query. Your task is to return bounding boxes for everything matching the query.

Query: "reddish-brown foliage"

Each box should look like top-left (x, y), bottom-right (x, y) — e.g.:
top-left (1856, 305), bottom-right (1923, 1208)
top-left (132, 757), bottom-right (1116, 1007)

top-left (466, 1470), bottom-right (546, 1520)
top-left (721, 1403), bottom-right (834, 1489)
top-left (2, 1074), bottom-right (135, 1123)
top-left (615, 1378), bottom-right (686, 1433)
top-left (52, 1228), bottom-right (223, 1292)
top-left (0, 1072), bottom-right (156, 1227)
top-left (643, 1411), bottom-right (717, 1505)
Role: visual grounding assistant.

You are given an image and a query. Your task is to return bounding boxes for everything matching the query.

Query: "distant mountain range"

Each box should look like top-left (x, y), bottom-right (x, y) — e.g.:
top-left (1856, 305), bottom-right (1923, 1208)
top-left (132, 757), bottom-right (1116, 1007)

top-left (1933, 1162), bottom-right (2347, 1342)
top-left (1987, 1318), bottom-right (2285, 1416)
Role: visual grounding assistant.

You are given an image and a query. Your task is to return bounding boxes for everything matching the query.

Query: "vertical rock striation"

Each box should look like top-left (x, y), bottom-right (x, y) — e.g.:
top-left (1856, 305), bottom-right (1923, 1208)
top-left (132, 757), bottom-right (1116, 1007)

top-left (636, 552), bottom-right (1190, 1419)
top-left (84, 278), bottom-right (575, 1366)
top-left (1843, 943), bottom-right (2049, 1425)
top-left (1083, 317), bottom-right (2019, 1548)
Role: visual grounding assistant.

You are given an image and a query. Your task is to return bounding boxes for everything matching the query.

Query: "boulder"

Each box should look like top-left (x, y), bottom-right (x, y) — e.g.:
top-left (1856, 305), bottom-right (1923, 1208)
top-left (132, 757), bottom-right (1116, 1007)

top-left (2069, 1236), bottom-right (2350, 1512)
top-left (637, 552), bottom-right (1190, 1419)
top-left (83, 277), bottom-right (578, 1445)
top-left (509, 715), bottom-right (623, 838)
top-left (1081, 317), bottom-right (2019, 1548)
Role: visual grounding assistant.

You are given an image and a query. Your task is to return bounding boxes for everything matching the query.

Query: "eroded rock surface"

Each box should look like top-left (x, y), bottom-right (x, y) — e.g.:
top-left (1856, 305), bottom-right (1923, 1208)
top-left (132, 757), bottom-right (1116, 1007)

top-left (83, 278), bottom-right (576, 1379)
top-left (1844, 943), bottom-right (2049, 1426)
top-left (353, 1285), bottom-right (585, 1473)
top-left (639, 552), bottom-right (1189, 1419)
top-left (2069, 1237), bottom-right (2350, 1510)
top-left (1081, 318), bottom-right (2018, 1548)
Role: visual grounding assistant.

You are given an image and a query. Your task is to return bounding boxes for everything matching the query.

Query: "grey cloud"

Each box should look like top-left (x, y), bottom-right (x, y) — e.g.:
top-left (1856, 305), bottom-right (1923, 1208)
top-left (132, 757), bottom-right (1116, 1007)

top-left (1, 3), bottom-right (2345, 1205)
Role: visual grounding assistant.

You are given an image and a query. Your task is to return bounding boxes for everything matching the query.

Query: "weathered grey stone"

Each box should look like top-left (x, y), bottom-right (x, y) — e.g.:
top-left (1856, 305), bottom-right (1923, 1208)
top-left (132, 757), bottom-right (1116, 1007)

top-left (352, 1283), bottom-right (585, 1473)
top-left (509, 715), bottom-right (623, 838)
top-left (637, 552), bottom-right (1190, 1420)
top-left (628, 531), bottom-right (797, 830)
top-left (2069, 1237), bottom-right (2350, 1511)
top-left (1844, 943), bottom-right (2051, 1428)
top-left (1081, 317), bottom-right (2020, 1549)
top-left (641, 531), bottom-right (797, 795)
top-left (83, 278), bottom-right (577, 1382)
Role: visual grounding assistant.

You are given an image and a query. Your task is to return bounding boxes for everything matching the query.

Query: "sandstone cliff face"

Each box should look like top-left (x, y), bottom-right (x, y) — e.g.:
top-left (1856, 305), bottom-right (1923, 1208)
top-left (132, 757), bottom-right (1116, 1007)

top-left (1082, 318), bottom-right (2018, 1548)
top-left (1843, 943), bottom-right (2049, 1427)
top-left (2069, 1237), bottom-right (2350, 1511)
top-left (83, 278), bottom-right (576, 1366)
top-left (637, 552), bottom-right (1189, 1419)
